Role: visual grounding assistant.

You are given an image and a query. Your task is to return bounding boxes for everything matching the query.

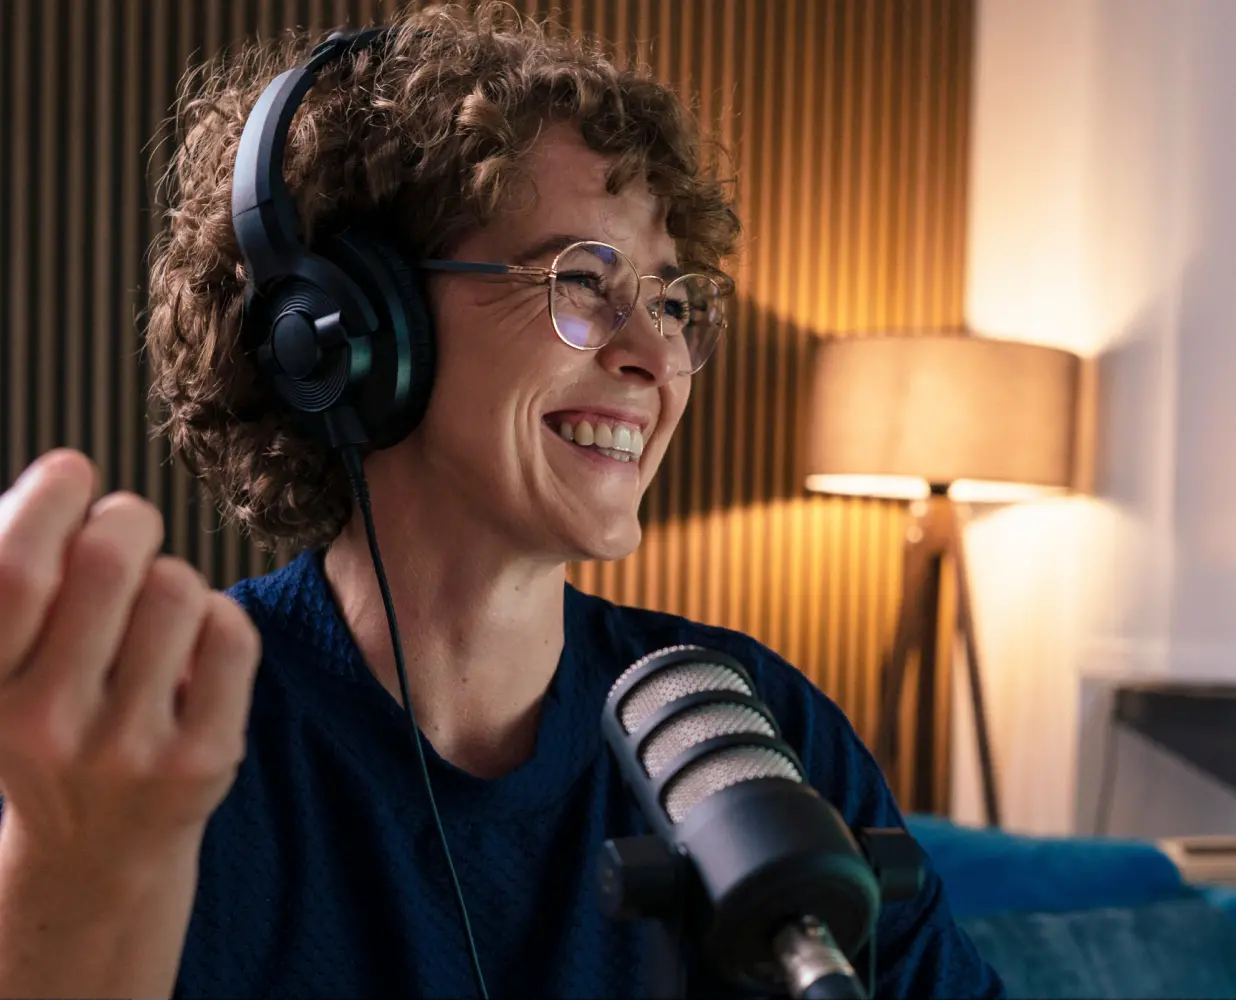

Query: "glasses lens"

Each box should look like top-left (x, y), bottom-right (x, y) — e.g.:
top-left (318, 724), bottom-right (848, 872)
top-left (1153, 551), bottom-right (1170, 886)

top-left (662, 274), bottom-right (727, 373)
top-left (550, 242), bottom-right (639, 350)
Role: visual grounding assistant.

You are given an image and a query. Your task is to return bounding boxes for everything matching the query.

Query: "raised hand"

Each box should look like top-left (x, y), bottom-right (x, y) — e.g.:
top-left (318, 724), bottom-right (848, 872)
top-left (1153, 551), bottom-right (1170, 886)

top-left (0, 448), bottom-right (261, 997)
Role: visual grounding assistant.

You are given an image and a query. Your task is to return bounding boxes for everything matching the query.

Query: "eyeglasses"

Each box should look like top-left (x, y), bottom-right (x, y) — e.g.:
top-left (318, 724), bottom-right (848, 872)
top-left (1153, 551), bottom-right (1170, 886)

top-left (420, 240), bottom-right (734, 375)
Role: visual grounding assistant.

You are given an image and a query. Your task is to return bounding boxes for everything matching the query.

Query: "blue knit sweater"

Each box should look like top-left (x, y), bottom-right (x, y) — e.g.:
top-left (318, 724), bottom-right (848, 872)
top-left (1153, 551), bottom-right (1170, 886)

top-left (171, 550), bottom-right (1003, 998)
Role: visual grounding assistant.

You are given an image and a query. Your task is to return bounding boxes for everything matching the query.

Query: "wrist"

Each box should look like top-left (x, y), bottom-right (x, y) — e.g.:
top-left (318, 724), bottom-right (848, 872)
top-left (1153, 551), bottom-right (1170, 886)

top-left (0, 808), bottom-right (203, 909)
top-left (0, 811), bottom-right (202, 1000)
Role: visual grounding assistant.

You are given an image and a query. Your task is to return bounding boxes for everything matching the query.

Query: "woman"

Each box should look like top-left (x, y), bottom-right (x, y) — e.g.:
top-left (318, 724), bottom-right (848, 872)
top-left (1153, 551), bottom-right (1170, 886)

top-left (0, 4), bottom-right (1003, 998)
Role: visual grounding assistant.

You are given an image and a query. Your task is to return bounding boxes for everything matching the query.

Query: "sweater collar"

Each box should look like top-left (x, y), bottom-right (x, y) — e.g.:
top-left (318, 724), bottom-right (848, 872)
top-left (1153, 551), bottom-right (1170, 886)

top-left (234, 549), bottom-right (612, 811)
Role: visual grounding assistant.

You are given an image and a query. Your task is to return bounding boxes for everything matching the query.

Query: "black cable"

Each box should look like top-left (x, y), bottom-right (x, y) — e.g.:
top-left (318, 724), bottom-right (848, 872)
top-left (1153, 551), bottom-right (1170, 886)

top-left (339, 445), bottom-right (490, 1000)
top-left (1093, 696), bottom-right (1121, 837)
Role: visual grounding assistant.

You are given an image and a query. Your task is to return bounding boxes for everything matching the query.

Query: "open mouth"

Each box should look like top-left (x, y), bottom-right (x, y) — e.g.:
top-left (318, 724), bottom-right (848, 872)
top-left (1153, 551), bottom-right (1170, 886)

top-left (542, 412), bottom-right (647, 466)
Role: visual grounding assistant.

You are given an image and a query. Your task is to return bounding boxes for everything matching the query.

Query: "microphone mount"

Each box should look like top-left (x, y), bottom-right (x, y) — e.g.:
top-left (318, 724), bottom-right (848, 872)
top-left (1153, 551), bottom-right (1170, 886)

top-left (598, 825), bottom-right (923, 999)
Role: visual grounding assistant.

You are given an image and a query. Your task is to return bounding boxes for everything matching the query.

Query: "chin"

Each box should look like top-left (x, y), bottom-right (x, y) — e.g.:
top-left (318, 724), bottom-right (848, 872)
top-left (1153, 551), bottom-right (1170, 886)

top-left (565, 516), bottom-right (643, 564)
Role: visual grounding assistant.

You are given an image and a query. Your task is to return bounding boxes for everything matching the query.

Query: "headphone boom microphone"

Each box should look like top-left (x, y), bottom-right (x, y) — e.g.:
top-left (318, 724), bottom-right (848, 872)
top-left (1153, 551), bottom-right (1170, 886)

top-left (599, 645), bottom-right (924, 1000)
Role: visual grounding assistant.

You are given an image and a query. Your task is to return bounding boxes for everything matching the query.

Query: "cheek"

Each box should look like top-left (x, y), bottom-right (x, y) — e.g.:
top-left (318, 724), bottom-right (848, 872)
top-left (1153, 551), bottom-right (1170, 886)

top-left (430, 282), bottom-right (551, 368)
top-left (466, 288), bottom-right (549, 355)
top-left (644, 379), bottom-right (692, 472)
top-left (662, 378), bottom-right (692, 435)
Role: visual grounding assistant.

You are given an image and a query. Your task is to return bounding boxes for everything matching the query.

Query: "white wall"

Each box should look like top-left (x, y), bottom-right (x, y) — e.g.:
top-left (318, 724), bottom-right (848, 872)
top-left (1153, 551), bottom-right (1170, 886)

top-left (956, 0), bottom-right (1236, 836)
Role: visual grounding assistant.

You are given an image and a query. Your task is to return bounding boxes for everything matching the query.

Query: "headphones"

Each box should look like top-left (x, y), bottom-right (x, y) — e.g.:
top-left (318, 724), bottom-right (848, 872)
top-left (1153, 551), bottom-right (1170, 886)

top-left (231, 27), bottom-right (434, 451)
top-left (230, 29), bottom-right (491, 998)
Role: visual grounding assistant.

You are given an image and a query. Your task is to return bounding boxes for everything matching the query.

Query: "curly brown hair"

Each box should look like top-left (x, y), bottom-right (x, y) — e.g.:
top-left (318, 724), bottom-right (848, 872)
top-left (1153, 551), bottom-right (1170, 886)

top-left (144, 1), bottom-right (741, 554)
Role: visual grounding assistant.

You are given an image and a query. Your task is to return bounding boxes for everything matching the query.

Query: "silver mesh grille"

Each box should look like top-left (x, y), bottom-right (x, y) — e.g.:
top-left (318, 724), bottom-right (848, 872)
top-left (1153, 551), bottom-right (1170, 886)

top-left (609, 644), bottom-right (705, 699)
top-left (618, 662), bottom-right (752, 734)
top-left (640, 704), bottom-right (775, 777)
top-left (662, 745), bottom-right (802, 824)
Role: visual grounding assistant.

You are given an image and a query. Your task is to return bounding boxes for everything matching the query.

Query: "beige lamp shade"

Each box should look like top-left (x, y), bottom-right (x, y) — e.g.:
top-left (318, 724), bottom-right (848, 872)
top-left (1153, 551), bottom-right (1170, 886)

top-left (805, 333), bottom-right (1081, 502)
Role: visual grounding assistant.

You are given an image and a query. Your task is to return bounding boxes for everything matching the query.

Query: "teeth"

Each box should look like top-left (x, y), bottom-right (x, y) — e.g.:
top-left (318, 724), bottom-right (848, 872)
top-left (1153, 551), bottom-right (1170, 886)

top-left (549, 415), bottom-right (648, 459)
top-left (595, 447), bottom-right (635, 462)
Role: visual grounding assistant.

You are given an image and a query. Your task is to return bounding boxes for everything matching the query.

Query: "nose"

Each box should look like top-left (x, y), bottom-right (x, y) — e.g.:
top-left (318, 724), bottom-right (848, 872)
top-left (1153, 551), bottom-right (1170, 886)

top-left (595, 299), bottom-right (685, 386)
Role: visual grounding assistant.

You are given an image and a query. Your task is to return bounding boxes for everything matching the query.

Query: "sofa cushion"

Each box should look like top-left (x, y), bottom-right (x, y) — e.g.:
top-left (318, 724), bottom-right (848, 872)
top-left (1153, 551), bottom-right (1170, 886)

top-left (1200, 884), bottom-right (1236, 920)
top-left (959, 897), bottom-right (1236, 999)
top-left (907, 815), bottom-right (1189, 919)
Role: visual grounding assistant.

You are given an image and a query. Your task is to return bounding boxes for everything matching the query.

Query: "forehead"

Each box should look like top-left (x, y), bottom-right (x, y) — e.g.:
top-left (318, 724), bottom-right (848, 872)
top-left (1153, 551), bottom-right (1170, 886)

top-left (489, 124), bottom-right (676, 265)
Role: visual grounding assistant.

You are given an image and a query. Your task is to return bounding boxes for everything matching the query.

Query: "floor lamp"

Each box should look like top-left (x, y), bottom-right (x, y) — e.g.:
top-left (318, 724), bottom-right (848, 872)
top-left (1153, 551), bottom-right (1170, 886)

top-left (804, 332), bottom-right (1081, 827)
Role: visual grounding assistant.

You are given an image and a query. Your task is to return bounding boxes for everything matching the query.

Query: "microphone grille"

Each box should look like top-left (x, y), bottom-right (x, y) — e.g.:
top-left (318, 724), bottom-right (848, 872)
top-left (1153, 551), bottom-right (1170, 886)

top-left (617, 654), bottom-right (752, 734)
top-left (641, 703), bottom-right (775, 777)
top-left (663, 745), bottom-right (803, 825)
top-left (610, 647), bottom-right (806, 826)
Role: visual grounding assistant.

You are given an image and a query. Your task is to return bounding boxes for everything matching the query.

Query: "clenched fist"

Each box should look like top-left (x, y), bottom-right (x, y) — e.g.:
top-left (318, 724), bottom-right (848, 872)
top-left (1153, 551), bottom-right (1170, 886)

top-left (0, 448), bottom-right (260, 863)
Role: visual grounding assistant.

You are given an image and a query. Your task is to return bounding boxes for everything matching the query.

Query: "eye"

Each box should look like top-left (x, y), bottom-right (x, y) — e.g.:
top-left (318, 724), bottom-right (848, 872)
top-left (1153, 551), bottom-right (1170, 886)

top-left (556, 269), bottom-right (609, 297)
top-left (661, 296), bottom-right (691, 323)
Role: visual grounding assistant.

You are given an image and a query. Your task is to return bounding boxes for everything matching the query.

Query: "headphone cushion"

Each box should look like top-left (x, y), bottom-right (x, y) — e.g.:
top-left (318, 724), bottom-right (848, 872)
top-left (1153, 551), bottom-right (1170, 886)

top-left (365, 236), bottom-right (437, 444)
top-left (317, 229), bottom-right (437, 448)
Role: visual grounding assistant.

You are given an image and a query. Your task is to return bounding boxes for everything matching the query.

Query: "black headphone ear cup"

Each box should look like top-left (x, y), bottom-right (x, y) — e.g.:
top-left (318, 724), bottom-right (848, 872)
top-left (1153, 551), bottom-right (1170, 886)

top-left (365, 237), bottom-right (437, 444)
top-left (315, 230), bottom-right (436, 448)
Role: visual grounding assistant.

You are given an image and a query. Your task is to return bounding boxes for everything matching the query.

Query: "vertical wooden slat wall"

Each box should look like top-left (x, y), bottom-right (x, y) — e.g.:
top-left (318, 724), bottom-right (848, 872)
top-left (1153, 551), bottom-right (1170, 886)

top-left (0, 0), bottom-right (974, 813)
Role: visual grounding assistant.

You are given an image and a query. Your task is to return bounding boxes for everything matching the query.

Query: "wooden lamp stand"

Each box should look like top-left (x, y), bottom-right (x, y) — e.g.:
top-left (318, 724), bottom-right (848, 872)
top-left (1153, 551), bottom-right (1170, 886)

top-left (874, 488), bottom-right (1001, 827)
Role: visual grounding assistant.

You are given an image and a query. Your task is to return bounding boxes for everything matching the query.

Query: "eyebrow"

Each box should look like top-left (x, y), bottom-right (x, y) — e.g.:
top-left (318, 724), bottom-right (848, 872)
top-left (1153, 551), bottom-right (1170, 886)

top-left (512, 233), bottom-right (683, 280)
top-left (511, 234), bottom-right (593, 266)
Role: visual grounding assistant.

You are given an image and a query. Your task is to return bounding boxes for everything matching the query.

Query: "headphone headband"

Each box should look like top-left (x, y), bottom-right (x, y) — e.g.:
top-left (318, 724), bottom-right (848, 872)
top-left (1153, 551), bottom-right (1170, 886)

top-left (231, 27), bottom-right (395, 287)
top-left (229, 23), bottom-right (435, 453)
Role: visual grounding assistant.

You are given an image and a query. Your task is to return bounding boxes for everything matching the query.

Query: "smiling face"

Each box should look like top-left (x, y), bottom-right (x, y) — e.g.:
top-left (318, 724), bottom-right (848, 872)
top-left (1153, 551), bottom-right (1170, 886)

top-left (400, 123), bottom-right (693, 563)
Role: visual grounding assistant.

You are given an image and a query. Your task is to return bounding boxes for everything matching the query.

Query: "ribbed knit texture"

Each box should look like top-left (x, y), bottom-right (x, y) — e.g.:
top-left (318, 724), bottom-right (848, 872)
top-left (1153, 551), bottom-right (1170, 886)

top-left (174, 550), bottom-right (1004, 999)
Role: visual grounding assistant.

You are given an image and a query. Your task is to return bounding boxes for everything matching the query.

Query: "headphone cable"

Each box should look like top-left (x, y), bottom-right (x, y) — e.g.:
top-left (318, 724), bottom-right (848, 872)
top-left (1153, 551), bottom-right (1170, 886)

top-left (339, 444), bottom-right (490, 1000)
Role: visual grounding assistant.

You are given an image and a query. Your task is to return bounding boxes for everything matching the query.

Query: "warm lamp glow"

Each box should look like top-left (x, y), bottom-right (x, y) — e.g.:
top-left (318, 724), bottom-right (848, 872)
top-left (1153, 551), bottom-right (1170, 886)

top-left (805, 333), bottom-right (1081, 500)
top-left (805, 474), bottom-right (1068, 503)
top-left (948, 480), bottom-right (1068, 504)
top-left (805, 474), bottom-right (932, 500)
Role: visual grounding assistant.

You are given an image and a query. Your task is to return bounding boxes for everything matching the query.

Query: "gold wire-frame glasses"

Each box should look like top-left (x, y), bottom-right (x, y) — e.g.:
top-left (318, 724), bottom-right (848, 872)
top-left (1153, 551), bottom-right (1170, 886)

top-left (421, 239), bottom-right (735, 375)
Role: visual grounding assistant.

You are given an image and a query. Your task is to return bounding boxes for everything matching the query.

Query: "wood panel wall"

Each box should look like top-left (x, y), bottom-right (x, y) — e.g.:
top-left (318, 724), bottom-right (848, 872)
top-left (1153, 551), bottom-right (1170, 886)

top-left (0, 0), bottom-right (975, 812)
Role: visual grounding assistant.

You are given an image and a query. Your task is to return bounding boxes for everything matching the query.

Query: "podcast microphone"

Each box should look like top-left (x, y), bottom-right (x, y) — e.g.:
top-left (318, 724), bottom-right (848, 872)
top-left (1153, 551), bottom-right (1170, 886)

top-left (598, 645), bottom-right (924, 1000)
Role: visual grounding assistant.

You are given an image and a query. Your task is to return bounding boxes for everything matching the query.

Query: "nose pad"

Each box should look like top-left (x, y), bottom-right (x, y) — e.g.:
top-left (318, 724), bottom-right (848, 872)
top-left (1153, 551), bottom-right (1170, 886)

top-left (613, 302), bottom-right (639, 329)
top-left (637, 275), bottom-right (668, 319)
top-left (600, 305), bottom-right (685, 384)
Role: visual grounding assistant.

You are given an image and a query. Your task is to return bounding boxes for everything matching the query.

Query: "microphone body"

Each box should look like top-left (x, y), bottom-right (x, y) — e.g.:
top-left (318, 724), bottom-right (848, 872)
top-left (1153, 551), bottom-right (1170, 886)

top-left (600, 645), bottom-right (922, 998)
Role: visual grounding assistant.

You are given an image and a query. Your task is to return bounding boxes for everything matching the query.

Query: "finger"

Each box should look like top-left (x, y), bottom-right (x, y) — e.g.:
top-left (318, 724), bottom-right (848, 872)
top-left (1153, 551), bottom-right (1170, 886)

top-left (0, 449), bottom-right (100, 676)
top-left (26, 493), bottom-right (165, 701)
top-left (107, 556), bottom-right (211, 735)
top-left (179, 594), bottom-right (260, 755)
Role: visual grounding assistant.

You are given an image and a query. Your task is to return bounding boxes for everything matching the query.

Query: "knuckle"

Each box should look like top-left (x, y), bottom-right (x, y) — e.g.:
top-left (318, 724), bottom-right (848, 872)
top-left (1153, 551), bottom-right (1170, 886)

top-left (168, 733), bottom-right (245, 783)
top-left (68, 495), bottom-right (166, 586)
top-left (0, 690), bottom-right (86, 770)
top-left (203, 594), bottom-right (262, 667)
top-left (1, 451), bottom-right (93, 522)
top-left (0, 552), bottom-right (55, 622)
top-left (37, 449), bottom-right (98, 495)
top-left (88, 493), bottom-right (165, 553)
top-left (68, 530), bottom-right (136, 587)
top-left (94, 731), bottom-right (158, 779)
top-left (91, 491), bottom-right (164, 542)
top-left (144, 557), bottom-right (209, 612)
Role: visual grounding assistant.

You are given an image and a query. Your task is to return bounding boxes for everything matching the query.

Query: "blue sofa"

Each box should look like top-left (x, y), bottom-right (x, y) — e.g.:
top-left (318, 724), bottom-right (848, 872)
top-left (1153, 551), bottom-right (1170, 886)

top-left (906, 815), bottom-right (1236, 998)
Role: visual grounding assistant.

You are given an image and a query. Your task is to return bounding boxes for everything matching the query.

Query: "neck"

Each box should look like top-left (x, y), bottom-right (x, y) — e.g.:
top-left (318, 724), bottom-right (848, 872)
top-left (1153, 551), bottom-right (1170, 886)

top-left (323, 473), bottom-right (568, 780)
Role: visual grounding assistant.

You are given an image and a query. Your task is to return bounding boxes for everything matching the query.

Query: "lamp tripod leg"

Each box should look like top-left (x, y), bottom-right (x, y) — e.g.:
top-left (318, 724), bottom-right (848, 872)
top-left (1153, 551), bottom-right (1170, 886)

top-left (876, 507), bottom-right (932, 798)
top-left (951, 503), bottom-right (1001, 827)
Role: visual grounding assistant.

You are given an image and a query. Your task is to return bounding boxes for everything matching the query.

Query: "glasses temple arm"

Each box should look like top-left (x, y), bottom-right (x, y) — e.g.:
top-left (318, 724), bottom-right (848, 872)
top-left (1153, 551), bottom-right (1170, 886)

top-left (419, 259), bottom-right (553, 278)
